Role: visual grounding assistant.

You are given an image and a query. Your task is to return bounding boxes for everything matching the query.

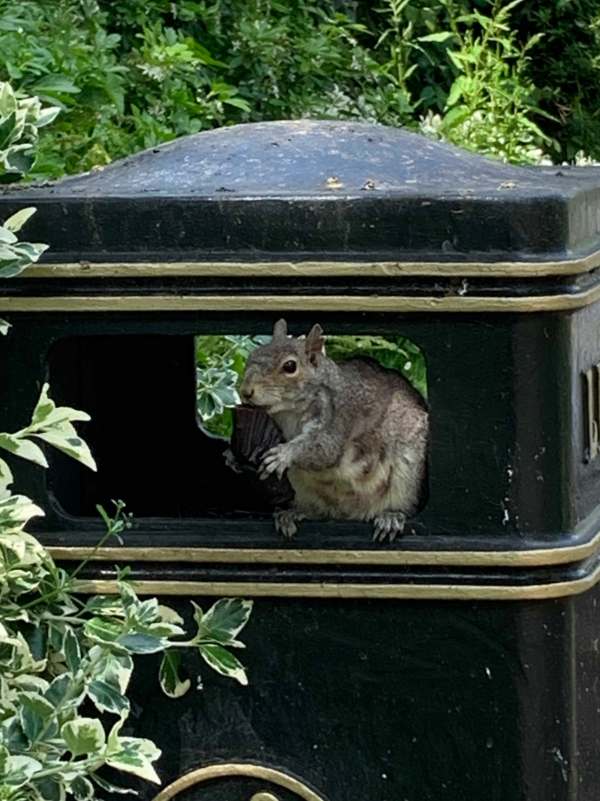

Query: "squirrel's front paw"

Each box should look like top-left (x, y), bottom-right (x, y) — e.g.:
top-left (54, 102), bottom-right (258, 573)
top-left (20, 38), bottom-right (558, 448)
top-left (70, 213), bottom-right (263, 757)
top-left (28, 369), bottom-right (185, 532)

top-left (259, 443), bottom-right (293, 480)
top-left (372, 511), bottom-right (406, 543)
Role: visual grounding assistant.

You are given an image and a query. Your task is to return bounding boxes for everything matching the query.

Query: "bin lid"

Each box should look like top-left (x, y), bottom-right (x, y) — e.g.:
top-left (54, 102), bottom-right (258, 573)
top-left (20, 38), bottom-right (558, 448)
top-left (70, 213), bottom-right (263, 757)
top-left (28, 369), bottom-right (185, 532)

top-left (2, 119), bottom-right (600, 281)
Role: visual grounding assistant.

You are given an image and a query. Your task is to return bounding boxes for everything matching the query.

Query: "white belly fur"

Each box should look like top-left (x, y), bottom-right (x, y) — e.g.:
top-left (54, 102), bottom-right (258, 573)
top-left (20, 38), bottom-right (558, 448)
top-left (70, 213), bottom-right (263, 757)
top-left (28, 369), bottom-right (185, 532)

top-left (288, 442), bottom-right (421, 521)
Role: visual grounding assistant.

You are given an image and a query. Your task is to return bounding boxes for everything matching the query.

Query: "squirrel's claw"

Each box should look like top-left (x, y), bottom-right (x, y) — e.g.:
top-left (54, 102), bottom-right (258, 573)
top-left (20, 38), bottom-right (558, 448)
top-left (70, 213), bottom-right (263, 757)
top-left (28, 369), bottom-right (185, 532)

top-left (259, 443), bottom-right (292, 481)
top-left (274, 509), bottom-right (305, 539)
top-left (372, 512), bottom-right (406, 543)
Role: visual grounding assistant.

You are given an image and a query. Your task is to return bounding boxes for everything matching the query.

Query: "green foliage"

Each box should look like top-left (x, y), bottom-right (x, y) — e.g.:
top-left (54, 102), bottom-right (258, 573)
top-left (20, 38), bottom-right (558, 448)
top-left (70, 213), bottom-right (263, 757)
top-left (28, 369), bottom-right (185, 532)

top-left (0, 82), bottom-right (58, 182)
top-left (0, 374), bottom-right (253, 800)
top-left (0, 204), bottom-right (253, 800)
top-left (1, 0), bottom-right (596, 173)
top-left (432, 0), bottom-right (556, 164)
top-left (509, 0), bottom-right (600, 163)
top-left (195, 335), bottom-right (269, 437)
top-left (0, 545), bottom-right (252, 798)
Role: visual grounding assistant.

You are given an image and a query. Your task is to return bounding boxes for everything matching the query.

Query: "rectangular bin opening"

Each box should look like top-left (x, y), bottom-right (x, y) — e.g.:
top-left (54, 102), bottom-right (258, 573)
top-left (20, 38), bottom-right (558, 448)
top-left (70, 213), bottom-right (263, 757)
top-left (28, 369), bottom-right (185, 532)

top-left (46, 331), bottom-right (427, 523)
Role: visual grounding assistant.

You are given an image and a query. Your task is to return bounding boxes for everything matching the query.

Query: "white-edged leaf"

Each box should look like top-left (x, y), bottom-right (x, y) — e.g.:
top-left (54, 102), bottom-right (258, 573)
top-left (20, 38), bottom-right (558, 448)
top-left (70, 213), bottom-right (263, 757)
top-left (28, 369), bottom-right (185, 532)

top-left (45, 673), bottom-right (84, 708)
top-left (96, 651), bottom-right (134, 694)
top-left (157, 604), bottom-right (184, 626)
top-left (32, 776), bottom-right (65, 801)
top-left (159, 651), bottom-right (191, 698)
top-left (83, 616), bottom-right (123, 646)
top-left (195, 598), bottom-right (253, 646)
top-left (70, 776), bottom-right (94, 801)
top-left (107, 736), bottom-right (162, 784)
top-left (116, 632), bottom-right (166, 654)
top-left (63, 626), bottom-right (82, 672)
top-left (4, 206), bottom-right (37, 233)
top-left (0, 456), bottom-right (13, 493)
top-left (198, 643), bottom-right (248, 686)
top-left (62, 718), bottom-right (106, 756)
top-left (4, 754), bottom-right (43, 787)
top-left (32, 429), bottom-right (97, 471)
top-left (18, 692), bottom-right (56, 744)
top-left (0, 433), bottom-right (48, 467)
top-left (0, 227), bottom-right (17, 244)
top-left (88, 679), bottom-right (129, 715)
top-left (0, 317), bottom-right (11, 335)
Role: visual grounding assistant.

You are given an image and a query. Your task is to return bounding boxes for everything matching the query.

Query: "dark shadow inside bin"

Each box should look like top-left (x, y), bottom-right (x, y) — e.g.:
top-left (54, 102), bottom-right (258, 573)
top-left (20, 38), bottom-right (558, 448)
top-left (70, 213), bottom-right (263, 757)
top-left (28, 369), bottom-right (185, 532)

top-left (46, 332), bottom-right (427, 520)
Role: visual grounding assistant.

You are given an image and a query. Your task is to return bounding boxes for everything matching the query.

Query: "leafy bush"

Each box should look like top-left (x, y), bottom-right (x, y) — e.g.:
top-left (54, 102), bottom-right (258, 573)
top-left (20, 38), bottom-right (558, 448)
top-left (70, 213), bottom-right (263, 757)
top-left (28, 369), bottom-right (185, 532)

top-left (431, 0), bottom-right (556, 164)
top-left (510, 0), bottom-right (600, 163)
top-left (0, 82), bottom-right (59, 181)
top-left (0, 0), bottom-right (597, 174)
top-left (0, 329), bottom-right (252, 801)
top-left (0, 202), bottom-right (253, 801)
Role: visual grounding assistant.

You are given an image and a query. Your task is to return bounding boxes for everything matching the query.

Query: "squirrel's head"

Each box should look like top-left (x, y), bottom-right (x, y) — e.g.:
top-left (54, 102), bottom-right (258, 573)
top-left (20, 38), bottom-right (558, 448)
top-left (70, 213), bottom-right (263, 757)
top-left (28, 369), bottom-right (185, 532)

top-left (239, 319), bottom-right (328, 414)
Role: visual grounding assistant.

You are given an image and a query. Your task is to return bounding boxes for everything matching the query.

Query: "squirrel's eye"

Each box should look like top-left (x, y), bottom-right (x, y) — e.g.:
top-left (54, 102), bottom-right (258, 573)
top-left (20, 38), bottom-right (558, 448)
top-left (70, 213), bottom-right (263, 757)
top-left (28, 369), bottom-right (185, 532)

top-left (282, 360), bottom-right (297, 374)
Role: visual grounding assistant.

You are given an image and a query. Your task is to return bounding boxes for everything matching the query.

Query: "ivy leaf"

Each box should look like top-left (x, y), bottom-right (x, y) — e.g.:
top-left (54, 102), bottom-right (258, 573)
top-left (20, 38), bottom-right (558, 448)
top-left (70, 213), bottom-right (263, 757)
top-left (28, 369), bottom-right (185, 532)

top-left (116, 632), bottom-right (166, 654)
top-left (62, 718), bottom-right (106, 756)
top-left (3, 754), bottom-right (43, 788)
top-left (159, 651), bottom-right (191, 698)
top-left (95, 651), bottom-right (133, 694)
top-left (70, 776), bottom-right (95, 801)
top-left (0, 433), bottom-right (48, 467)
top-left (31, 383), bottom-right (91, 427)
top-left (63, 626), bottom-right (82, 672)
top-left (194, 598), bottom-right (253, 647)
top-left (32, 777), bottom-right (65, 801)
top-left (84, 595), bottom-right (125, 616)
top-left (88, 679), bottom-right (129, 715)
top-left (4, 206), bottom-right (37, 233)
top-left (157, 605), bottom-right (184, 626)
top-left (83, 617), bottom-right (123, 646)
top-left (0, 456), bottom-right (13, 496)
top-left (197, 643), bottom-right (248, 686)
top-left (32, 429), bottom-right (96, 472)
top-left (45, 673), bottom-right (83, 708)
top-left (18, 691), bottom-right (56, 744)
top-left (106, 736), bottom-right (162, 785)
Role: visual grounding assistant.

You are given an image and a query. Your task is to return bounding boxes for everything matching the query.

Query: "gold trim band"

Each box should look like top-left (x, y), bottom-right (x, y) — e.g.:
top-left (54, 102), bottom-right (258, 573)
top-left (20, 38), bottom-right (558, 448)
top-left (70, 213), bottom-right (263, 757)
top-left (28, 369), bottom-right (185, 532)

top-left (72, 564), bottom-right (600, 601)
top-left (2, 289), bottom-right (600, 313)
top-left (21, 251), bottom-right (600, 279)
top-left (152, 763), bottom-right (325, 801)
top-left (47, 529), bottom-right (600, 569)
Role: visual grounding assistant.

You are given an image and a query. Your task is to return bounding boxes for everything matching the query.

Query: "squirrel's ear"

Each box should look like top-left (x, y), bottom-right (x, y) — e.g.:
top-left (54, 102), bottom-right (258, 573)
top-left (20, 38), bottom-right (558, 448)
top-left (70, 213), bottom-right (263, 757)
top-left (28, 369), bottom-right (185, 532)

top-left (305, 324), bottom-right (325, 362)
top-left (272, 319), bottom-right (288, 340)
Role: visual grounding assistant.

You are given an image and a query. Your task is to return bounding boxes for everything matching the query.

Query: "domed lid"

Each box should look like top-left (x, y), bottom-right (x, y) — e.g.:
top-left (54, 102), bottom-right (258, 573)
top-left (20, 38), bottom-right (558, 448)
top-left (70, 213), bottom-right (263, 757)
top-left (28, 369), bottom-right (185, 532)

top-left (2, 119), bottom-right (600, 266)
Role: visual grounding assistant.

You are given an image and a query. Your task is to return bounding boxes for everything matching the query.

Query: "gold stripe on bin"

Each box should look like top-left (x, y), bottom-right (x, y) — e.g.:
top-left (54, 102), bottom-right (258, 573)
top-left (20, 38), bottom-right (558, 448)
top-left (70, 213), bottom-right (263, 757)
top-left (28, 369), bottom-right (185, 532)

top-left (46, 529), bottom-right (600, 568)
top-left (21, 249), bottom-right (600, 279)
top-left (152, 763), bottom-right (325, 801)
top-left (72, 561), bottom-right (600, 601)
top-left (3, 287), bottom-right (600, 313)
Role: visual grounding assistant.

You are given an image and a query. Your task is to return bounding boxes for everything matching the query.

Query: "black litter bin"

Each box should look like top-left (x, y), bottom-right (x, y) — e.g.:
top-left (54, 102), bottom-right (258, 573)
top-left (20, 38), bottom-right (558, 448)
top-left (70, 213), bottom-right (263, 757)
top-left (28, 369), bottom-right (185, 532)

top-left (2, 120), bottom-right (600, 801)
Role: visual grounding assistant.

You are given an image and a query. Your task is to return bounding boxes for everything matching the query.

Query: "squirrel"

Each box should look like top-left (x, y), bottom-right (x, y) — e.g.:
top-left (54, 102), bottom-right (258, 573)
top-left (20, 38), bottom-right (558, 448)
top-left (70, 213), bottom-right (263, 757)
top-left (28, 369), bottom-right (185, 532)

top-left (238, 319), bottom-right (428, 541)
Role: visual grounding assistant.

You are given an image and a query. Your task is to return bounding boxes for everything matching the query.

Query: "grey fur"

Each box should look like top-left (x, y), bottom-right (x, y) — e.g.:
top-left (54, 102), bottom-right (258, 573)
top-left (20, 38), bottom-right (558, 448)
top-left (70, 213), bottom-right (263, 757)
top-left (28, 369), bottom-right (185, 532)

top-left (239, 320), bottom-right (429, 541)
